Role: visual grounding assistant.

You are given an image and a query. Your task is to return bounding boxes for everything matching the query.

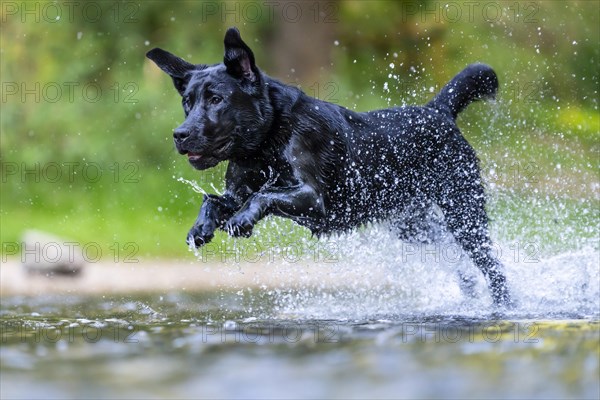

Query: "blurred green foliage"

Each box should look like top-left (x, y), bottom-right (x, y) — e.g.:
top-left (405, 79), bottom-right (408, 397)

top-left (1, 0), bottom-right (598, 259)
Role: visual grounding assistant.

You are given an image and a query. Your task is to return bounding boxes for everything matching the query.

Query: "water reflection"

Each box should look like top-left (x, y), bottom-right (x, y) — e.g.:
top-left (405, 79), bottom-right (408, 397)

top-left (1, 292), bottom-right (598, 399)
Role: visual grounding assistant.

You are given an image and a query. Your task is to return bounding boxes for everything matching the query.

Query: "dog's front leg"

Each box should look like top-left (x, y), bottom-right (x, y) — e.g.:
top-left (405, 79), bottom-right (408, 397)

top-left (187, 194), bottom-right (239, 247)
top-left (225, 185), bottom-right (325, 237)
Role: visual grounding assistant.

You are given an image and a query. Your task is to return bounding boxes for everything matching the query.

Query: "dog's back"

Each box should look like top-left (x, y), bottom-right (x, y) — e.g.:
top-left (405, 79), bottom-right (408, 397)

top-left (289, 64), bottom-right (499, 235)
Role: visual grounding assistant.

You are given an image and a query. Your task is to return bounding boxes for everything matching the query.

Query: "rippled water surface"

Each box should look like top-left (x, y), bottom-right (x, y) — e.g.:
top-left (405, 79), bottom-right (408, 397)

top-left (2, 286), bottom-right (599, 399)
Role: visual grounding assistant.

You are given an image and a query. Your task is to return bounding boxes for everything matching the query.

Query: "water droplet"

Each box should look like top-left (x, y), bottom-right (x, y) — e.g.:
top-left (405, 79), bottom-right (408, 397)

top-left (223, 320), bottom-right (237, 330)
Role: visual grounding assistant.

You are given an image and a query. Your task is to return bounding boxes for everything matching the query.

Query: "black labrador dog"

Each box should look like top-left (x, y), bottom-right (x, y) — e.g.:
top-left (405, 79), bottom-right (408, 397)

top-left (146, 27), bottom-right (511, 307)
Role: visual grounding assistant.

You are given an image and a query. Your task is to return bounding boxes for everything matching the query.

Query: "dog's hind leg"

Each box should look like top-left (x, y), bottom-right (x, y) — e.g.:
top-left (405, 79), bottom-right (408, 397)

top-left (391, 200), bottom-right (446, 244)
top-left (435, 163), bottom-right (512, 307)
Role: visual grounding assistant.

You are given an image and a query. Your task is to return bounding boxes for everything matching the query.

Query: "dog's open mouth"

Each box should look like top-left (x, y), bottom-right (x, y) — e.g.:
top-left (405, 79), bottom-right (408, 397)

top-left (183, 150), bottom-right (220, 170)
top-left (178, 149), bottom-right (206, 160)
top-left (179, 139), bottom-right (231, 170)
top-left (187, 152), bottom-right (202, 161)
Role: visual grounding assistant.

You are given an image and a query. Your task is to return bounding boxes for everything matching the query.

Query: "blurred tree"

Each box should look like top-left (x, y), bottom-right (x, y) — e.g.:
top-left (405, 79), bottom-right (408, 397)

top-left (261, 1), bottom-right (337, 84)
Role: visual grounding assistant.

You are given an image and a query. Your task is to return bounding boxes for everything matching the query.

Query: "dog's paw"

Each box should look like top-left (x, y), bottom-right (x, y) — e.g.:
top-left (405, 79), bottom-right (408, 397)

top-left (225, 214), bottom-right (254, 238)
top-left (186, 224), bottom-right (215, 248)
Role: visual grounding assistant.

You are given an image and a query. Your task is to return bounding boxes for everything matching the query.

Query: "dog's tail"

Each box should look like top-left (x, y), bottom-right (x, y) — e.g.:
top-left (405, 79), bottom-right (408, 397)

top-left (426, 63), bottom-right (498, 120)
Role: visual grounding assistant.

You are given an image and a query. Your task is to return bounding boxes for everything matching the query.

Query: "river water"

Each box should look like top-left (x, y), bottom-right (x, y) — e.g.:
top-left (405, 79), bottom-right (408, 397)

top-left (2, 240), bottom-right (599, 399)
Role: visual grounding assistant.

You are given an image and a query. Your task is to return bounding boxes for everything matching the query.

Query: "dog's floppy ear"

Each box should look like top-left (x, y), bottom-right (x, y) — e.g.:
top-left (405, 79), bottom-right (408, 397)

top-left (223, 27), bottom-right (258, 82)
top-left (146, 48), bottom-right (196, 95)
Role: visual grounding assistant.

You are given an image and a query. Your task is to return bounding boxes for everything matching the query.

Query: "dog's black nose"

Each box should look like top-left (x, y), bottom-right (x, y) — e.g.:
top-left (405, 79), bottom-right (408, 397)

top-left (173, 128), bottom-right (190, 143)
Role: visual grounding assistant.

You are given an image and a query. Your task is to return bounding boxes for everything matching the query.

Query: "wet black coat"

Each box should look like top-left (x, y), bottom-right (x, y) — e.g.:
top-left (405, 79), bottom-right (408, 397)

top-left (146, 27), bottom-right (511, 307)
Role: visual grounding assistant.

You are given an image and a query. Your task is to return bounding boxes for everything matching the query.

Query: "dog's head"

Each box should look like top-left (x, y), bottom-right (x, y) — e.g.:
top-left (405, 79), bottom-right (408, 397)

top-left (146, 28), bottom-right (272, 170)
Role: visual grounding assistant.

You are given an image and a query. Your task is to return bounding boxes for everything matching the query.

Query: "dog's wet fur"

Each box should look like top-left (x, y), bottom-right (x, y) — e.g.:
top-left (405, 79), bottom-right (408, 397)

top-left (146, 27), bottom-right (512, 307)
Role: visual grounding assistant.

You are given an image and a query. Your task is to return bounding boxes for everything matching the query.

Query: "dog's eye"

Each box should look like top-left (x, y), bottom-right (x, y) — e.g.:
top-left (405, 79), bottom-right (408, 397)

top-left (182, 97), bottom-right (191, 110)
top-left (209, 95), bottom-right (223, 105)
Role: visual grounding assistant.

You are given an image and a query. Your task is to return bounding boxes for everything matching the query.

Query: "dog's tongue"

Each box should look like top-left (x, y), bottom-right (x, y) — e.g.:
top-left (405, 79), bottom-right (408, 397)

top-left (187, 152), bottom-right (201, 158)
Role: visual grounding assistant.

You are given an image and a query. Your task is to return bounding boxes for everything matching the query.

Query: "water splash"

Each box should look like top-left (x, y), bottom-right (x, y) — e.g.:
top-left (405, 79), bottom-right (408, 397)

top-left (176, 176), bottom-right (208, 195)
top-left (176, 176), bottom-right (223, 196)
top-left (239, 220), bottom-right (599, 321)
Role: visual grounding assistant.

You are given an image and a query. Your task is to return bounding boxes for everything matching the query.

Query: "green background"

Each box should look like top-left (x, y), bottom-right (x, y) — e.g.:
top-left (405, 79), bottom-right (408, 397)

top-left (1, 0), bottom-right (598, 260)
